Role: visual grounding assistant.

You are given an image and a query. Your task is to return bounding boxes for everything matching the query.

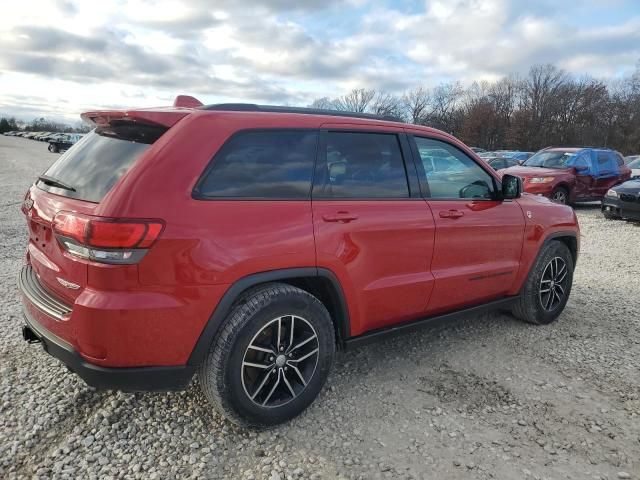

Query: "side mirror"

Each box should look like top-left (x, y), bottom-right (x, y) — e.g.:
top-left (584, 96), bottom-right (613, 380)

top-left (574, 165), bottom-right (588, 173)
top-left (502, 174), bottom-right (522, 199)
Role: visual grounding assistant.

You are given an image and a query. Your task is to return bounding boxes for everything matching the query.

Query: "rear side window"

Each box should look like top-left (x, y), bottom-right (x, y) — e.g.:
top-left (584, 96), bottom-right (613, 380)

top-left (38, 123), bottom-right (165, 203)
top-left (313, 132), bottom-right (409, 198)
top-left (196, 130), bottom-right (317, 199)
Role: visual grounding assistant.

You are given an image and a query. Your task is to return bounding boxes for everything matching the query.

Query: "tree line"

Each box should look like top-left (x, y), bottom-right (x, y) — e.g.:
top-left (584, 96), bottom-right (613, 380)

top-left (309, 63), bottom-right (640, 155)
top-left (0, 116), bottom-right (90, 134)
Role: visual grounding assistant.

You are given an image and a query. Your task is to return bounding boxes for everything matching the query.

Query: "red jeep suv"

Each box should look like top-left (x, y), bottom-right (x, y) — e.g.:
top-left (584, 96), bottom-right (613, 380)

top-left (19, 97), bottom-right (580, 426)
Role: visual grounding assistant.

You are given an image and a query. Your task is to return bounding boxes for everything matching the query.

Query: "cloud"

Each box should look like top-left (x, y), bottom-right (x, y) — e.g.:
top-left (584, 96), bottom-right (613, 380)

top-left (0, 0), bottom-right (638, 121)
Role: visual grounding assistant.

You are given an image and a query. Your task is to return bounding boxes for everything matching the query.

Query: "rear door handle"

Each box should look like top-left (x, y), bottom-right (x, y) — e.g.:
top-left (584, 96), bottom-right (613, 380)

top-left (439, 209), bottom-right (464, 219)
top-left (322, 212), bottom-right (359, 223)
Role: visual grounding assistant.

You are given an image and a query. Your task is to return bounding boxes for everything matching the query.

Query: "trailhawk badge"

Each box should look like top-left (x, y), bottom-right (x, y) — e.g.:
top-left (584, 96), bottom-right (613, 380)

top-left (56, 277), bottom-right (80, 290)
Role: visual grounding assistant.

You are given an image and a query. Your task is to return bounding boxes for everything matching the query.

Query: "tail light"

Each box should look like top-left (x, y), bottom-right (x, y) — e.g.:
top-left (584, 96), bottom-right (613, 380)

top-left (53, 211), bottom-right (164, 264)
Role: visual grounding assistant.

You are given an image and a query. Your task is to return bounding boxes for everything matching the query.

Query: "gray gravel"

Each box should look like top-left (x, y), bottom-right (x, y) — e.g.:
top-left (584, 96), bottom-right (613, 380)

top-left (1, 135), bottom-right (639, 479)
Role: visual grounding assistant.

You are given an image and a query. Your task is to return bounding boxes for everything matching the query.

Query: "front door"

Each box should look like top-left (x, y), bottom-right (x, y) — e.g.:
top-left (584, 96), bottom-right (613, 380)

top-left (409, 135), bottom-right (525, 315)
top-left (312, 129), bottom-right (435, 336)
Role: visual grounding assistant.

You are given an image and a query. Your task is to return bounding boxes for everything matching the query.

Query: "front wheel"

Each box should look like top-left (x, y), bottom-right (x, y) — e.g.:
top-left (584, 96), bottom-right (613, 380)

top-left (198, 283), bottom-right (336, 427)
top-left (550, 187), bottom-right (569, 205)
top-left (48, 144), bottom-right (58, 153)
top-left (512, 241), bottom-right (574, 325)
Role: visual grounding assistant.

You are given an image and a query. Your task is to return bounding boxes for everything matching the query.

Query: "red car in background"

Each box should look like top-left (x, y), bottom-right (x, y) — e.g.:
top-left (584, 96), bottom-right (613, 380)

top-left (501, 147), bottom-right (631, 205)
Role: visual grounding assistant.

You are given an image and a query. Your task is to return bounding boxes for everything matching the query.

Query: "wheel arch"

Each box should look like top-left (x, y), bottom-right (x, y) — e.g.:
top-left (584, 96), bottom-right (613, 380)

top-left (187, 267), bottom-right (350, 366)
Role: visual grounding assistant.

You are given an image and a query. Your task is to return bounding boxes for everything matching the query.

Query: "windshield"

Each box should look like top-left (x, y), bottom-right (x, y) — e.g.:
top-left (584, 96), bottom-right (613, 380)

top-left (628, 158), bottom-right (640, 169)
top-left (523, 151), bottom-right (577, 169)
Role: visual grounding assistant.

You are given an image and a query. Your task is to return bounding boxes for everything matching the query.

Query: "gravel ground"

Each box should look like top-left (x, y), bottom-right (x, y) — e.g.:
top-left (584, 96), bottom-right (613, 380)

top-left (1, 134), bottom-right (639, 480)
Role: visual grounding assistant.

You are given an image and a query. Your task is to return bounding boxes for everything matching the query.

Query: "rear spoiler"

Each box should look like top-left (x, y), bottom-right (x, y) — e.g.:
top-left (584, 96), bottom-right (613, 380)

top-left (81, 95), bottom-right (203, 128)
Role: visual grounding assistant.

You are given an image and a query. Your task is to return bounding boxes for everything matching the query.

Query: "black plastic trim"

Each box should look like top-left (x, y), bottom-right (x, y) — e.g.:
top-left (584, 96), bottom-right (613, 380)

top-left (187, 267), bottom-right (351, 365)
top-left (200, 103), bottom-right (403, 123)
top-left (539, 230), bottom-right (580, 266)
top-left (22, 308), bottom-right (195, 391)
top-left (343, 296), bottom-right (519, 350)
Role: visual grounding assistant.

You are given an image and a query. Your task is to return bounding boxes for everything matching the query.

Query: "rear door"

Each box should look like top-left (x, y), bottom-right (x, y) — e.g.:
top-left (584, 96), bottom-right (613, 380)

top-left (572, 151), bottom-right (594, 199)
top-left (408, 135), bottom-right (525, 315)
top-left (311, 127), bottom-right (435, 336)
top-left (592, 151), bottom-right (622, 196)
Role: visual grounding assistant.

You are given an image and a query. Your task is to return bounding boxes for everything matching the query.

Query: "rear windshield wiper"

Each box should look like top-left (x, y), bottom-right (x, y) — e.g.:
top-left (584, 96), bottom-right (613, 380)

top-left (37, 175), bottom-right (76, 192)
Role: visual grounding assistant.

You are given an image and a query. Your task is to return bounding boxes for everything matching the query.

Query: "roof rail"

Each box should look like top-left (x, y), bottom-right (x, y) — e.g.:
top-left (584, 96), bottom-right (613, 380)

top-left (200, 103), bottom-right (403, 123)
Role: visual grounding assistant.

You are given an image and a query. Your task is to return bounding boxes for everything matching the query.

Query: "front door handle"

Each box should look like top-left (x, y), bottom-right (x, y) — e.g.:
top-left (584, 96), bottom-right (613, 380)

top-left (322, 212), bottom-right (359, 223)
top-left (439, 209), bottom-right (464, 219)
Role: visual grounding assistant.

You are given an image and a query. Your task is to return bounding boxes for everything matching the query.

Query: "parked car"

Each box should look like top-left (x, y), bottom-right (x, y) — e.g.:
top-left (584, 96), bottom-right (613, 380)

top-left (500, 151), bottom-right (534, 162)
top-left (470, 147), bottom-right (486, 153)
top-left (602, 178), bottom-right (640, 221)
top-left (19, 97), bottom-right (580, 427)
top-left (486, 156), bottom-right (520, 171)
top-left (624, 155), bottom-right (639, 165)
top-left (627, 157), bottom-right (640, 177)
top-left (501, 147), bottom-right (631, 205)
top-left (48, 133), bottom-right (82, 153)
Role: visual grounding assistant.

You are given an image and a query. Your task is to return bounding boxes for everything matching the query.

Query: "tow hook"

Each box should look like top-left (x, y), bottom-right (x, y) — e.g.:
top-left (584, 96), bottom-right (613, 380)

top-left (22, 325), bottom-right (41, 344)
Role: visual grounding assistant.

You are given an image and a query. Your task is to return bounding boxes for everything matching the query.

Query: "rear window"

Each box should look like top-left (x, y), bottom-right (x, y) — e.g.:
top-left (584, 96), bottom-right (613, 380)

top-left (37, 122), bottom-right (165, 203)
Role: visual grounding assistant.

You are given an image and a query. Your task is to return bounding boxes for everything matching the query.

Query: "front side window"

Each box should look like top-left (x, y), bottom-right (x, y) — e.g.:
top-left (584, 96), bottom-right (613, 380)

top-left (196, 130), bottom-right (317, 198)
top-left (414, 137), bottom-right (495, 199)
top-left (313, 132), bottom-right (409, 198)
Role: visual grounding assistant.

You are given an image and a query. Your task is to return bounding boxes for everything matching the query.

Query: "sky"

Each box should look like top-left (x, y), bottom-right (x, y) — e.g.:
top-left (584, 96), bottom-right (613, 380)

top-left (1, 0), bottom-right (639, 123)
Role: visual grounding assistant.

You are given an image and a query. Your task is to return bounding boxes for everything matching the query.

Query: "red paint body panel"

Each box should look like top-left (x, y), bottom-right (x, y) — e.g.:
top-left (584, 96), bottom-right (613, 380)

top-left (313, 200), bottom-right (435, 335)
top-left (20, 106), bottom-right (580, 371)
top-left (426, 200), bottom-right (525, 314)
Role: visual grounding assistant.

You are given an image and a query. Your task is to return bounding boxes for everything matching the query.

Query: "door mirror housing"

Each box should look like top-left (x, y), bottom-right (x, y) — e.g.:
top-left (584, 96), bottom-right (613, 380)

top-left (501, 174), bottom-right (522, 199)
top-left (574, 164), bottom-right (588, 173)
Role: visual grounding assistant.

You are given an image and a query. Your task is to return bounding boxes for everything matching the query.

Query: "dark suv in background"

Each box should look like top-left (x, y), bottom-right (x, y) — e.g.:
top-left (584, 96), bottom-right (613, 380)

top-left (19, 97), bottom-right (579, 426)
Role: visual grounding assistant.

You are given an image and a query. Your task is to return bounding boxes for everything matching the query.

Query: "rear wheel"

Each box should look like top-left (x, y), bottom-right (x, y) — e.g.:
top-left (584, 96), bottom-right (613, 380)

top-left (512, 241), bottom-right (574, 325)
top-left (198, 283), bottom-right (336, 427)
top-left (551, 187), bottom-right (569, 205)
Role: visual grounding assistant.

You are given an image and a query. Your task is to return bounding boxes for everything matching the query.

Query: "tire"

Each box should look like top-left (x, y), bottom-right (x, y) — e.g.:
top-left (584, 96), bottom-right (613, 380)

top-left (551, 187), bottom-right (569, 205)
top-left (198, 283), bottom-right (336, 427)
top-left (512, 241), bottom-right (574, 325)
top-left (48, 144), bottom-right (58, 153)
top-left (602, 211), bottom-right (621, 220)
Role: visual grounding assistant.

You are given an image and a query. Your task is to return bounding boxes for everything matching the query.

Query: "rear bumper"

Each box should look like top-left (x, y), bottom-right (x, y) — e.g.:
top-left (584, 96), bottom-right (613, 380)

top-left (22, 307), bottom-right (195, 391)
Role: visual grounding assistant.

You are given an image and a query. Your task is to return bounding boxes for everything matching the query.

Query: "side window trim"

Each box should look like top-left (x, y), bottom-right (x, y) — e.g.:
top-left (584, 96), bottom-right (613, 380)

top-left (312, 129), bottom-right (413, 200)
top-left (407, 134), bottom-right (500, 201)
top-left (192, 128), bottom-right (319, 201)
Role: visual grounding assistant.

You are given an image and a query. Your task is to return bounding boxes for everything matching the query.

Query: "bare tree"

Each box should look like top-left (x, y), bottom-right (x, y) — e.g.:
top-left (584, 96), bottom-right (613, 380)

top-left (334, 88), bottom-right (376, 112)
top-left (402, 87), bottom-right (431, 124)
top-left (308, 97), bottom-right (338, 110)
top-left (370, 92), bottom-right (404, 119)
